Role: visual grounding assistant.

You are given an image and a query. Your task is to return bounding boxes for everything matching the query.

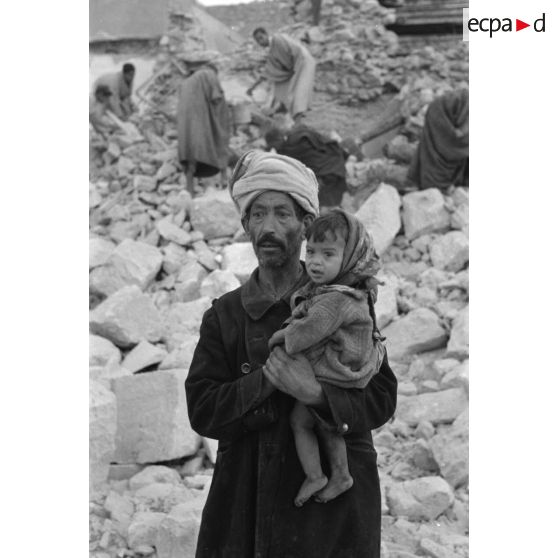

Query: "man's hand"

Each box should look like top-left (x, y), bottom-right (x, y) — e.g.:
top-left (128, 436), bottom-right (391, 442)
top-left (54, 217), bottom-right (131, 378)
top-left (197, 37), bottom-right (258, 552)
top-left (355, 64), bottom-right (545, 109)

top-left (263, 347), bottom-right (325, 407)
top-left (268, 329), bottom-right (286, 350)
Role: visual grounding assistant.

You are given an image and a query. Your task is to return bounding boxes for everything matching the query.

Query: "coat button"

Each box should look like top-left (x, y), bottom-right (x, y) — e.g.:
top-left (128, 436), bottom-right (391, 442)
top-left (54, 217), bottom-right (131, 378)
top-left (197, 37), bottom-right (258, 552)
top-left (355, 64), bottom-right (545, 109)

top-left (341, 423), bottom-right (349, 433)
top-left (241, 363), bottom-right (252, 374)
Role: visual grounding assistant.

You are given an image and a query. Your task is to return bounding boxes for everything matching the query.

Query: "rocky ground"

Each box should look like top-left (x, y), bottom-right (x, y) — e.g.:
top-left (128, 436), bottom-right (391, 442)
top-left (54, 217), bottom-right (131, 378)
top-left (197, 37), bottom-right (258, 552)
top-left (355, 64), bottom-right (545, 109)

top-left (90, 1), bottom-right (469, 557)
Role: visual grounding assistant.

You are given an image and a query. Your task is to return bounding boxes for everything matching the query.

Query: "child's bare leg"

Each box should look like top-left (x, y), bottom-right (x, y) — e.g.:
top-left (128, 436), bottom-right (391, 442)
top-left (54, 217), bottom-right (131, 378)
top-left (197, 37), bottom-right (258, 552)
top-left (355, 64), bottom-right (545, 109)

top-left (314, 429), bottom-right (353, 503)
top-left (186, 160), bottom-right (197, 197)
top-left (290, 402), bottom-right (328, 507)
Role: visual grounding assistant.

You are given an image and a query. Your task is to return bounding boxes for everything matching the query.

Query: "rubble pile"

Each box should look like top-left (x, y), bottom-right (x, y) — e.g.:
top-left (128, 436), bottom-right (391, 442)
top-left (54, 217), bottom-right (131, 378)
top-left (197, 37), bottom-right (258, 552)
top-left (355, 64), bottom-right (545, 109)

top-left (90, 2), bottom-right (469, 557)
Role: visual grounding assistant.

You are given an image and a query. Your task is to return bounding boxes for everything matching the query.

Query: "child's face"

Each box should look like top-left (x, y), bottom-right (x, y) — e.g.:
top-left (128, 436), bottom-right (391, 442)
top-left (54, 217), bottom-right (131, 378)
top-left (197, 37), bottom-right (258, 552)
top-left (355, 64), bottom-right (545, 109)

top-left (305, 233), bottom-right (345, 285)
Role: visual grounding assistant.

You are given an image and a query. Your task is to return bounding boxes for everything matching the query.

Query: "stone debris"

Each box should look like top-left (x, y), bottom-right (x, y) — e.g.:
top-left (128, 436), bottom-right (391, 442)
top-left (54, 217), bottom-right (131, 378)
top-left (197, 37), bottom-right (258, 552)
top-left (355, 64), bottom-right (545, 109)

top-left (162, 297), bottom-right (211, 352)
top-left (89, 286), bottom-right (164, 348)
top-left (122, 340), bottom-right (169, 373)
top-left (128, 512), bottom-right (167, 551)
top-left (386, 476), bottom-right (455, 521)
top-left (221, 242), bottom-right (258, 282)
top-left (190, 189), bottom-right (240, 240)
top-left (90, 237), bottom-right (117, 269)
top-left (375, 274), bottom-right (399, 329)
top-left (446, 306), bottom-right (469, 359)
top-left (355, 183), bottom-right (402, 255)
top-left (200, 269), bottom-right (241, 299)
top-left (156, 218), bottom-right (192, 246)
top-left (90, 381), bottom-right (117, 491)
top-left (383, 308), bottom-right (448, 360)
top-left (134, 482), bottom-right (193, 514)
top-left (159, 335), bottom-right (200, 370)
top-left (429, 231), bottom-right (469, 272)
top-left (130, 466), bottom-right (183, 491)
top-left (396, 388), bottom-right (468, 426)
top-left (402, 189), bottom-right (451, 240)
top-left (113, 368), bottom-right (201, 463)
top-left (90, 334), bottom-right (122, 368)
top-left (156, 500), bottom-right (204, 558)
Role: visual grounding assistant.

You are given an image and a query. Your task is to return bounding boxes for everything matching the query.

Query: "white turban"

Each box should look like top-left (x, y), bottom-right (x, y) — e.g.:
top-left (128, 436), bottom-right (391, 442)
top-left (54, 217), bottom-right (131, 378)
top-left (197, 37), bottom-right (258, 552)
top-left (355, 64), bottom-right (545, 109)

top-left (228, 150), bottom-right (320, 219)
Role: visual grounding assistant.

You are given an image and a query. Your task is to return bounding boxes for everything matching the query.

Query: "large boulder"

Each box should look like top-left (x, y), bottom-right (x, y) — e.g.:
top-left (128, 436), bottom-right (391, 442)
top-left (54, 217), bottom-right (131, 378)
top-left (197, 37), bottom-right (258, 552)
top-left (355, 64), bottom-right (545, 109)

top-left (375, 273), bottom-right (398, 329)
top-left (174, 261), bottom-right (209, 302)
top-left (89, 334), bottom-right (121, 368)
top-left (109, 239), bottom-right (163, 290)
top-left (446, 306), bottom-right (469, 359)
top-left (200, 269), bottom-right (241, 299)
top-left (162, 298), bottom-right (211, 352)
top-left (430, 409), bottom-right (469, 488)
top-left (402, 189), bottom-right (451, 240)
top-left (89, 237), bottom-right (116, 269)
top-left (89, 286), bottom-right (164, 348)
top-left (156, 218), bottom-right (192, 246)
top-left (386, 476), bottom-right (454, 521)
top-left (396, 388), bottom-right (468, 426)
top-left (156, 500), bottom-right (205, 558)
top-left (429, 231), bottom-right (469, 272)
top-left (89, 380), bottom-right (117, 491)
top-left (221, 242), bottom-right (258, 283)
top-left (355, 183), bottom-right (402, 255)
top-left (190, 189), bottom-right (239, 239)
top-left (162, 243), bottom-right (193, 275)
top-left (113, 368), bottom-right (200, 463)
top-left (122, 340), bottom-right (168, 373)
top-left (159, 335), bottom-right (200, 370)
top-left (383, 308), bottom-right (448, 360)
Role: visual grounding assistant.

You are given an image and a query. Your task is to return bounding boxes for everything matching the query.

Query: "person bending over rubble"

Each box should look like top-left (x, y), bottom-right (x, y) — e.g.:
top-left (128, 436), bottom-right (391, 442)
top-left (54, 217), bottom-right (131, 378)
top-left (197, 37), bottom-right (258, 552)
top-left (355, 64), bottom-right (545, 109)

top-left (248, 27), bottom-right (316, 123)
top-left (93, 63), bottom-right (137, 121)
top-left (89, 85), bottom-right (119, 136)
top-left (177, 64), bottom-right (231, 196)
top-left (185, 150), bottom-right (397, 558)
top-left (265, 124), bottom-right (349, 209)
top-left (267, 209), bottom-right (386, 507)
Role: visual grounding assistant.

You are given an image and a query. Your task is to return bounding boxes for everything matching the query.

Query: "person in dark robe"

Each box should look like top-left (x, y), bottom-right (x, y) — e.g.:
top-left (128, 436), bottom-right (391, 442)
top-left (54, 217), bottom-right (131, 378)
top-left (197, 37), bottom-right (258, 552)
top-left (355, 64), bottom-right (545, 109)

top-left (177, 65), bottom-right (231, 195)
top-left (185, 150), bottom-right (397, 558)
top-left (408, 88), bottom-right (469, 190)
top-left (265, 124), bottom-right (348, 208)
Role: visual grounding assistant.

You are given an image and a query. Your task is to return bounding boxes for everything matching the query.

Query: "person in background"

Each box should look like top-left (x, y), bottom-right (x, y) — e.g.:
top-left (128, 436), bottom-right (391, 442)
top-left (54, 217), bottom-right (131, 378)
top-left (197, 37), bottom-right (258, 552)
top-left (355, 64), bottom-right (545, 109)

top-left (185, 149), bottom-right (397, 558)
top-left (93, 63), bottom-right (137, 120)
top-left (89, 85), bottom-right (118, 136)
top-left (248, 28), bottom-right (316, 123)
top-left (265, 124), bottom-right (348, 209)
top-left (407, 88), bottom-right (469, 190)
top-left (177, 64), bottom-right (231, 196)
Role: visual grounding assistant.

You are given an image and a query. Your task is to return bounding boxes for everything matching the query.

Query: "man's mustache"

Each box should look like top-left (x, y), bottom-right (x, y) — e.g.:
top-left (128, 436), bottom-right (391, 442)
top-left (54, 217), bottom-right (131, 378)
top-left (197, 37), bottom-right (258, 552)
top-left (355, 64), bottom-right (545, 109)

top-left (256, 234), bottom-right (285, 249)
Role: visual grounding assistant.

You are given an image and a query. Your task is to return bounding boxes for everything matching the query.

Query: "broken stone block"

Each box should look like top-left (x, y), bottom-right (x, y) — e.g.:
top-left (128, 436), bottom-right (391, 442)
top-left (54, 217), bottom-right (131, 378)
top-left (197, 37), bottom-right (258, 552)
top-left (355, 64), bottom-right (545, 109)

top-left (446, 306), bottom-right (468, 359)
top-left (156, 500), bottom-right (205, 558)
top-left (174, 261), bottom-right (209, 303)
top-left (375, 273), bottom-right (398, 329)
top-left (90, 237), bottom-right (116, 269)
top-left (89, 285), bottom-right (164, 348)
top-left (109, 221), bottom-right (142, 243)
top-left (383, 308), bottom-right (448, 360)
top-left (221, 242), bottom-right (258, 283)
top-left (128, 512), bottom-right (167, 551)
top-left (440, 360), bottom-right (469, 393)
top-left (450, 203), bottom-right (469, 232)
top-left (162, 298), bottom-right (211, 352)
top-left (419, 537), bottom-right (460, 558)
top-left (89, 265), bottom-right (130, 298)
top-left (109, 239), bottom-right (163, 291)
top-left (429, 231), bottom-right (469, 272)
top-left (161, 243), bottom-right (192, 275)
top-left (113, 368), bottom-right (200, 463)
top-left (430, 409), bottom-right (469, 489)
top-left (190, 189), bottom-right (239, 240)
top-left (156, 161), bottom-right (177, 182)
top-left (385, 135), bottom-right (416, 164)
top-left (192, 240), bottom-right (218, 271)
top-left (129, 466), bottom-right (183, 492)
top-left (202, 437), bottom-right (218, 465)
top-left (90, 363), bottom-right (132, 389)
top-left (104, 490), bottom-right (135, 536)
top-left (122, 340), bottom-right (168, 373)
top-left (410, 439), bottom-right (439, 472)
top-left (159, 336), bottom-right (200, 370)
top-left (386, 476), bottom-right (454, 521)
top-left (133, 175), bottom-right (157, 192)
top-left (396, 388), bottom-right (468, 426)
top-left (90, 334), bottom-right (122, 368)
top-left (108, 463), bottom-right (142, 481)
top-left (355, 183), bottom-right (401, 255)
top-left (89, 380), bottom-right (117, 491)
top-left (200, 269), bottom-right (241, 299)
top-left (156, 219), bottom-right (191, 246)
top-left (402, 189), bottom-right (451, 241)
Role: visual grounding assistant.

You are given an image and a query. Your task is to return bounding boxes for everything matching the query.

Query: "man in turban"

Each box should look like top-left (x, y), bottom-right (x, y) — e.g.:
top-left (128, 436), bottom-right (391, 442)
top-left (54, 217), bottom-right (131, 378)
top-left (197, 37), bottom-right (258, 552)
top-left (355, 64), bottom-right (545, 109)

top-left (185, 150), bottom-right (397, 558)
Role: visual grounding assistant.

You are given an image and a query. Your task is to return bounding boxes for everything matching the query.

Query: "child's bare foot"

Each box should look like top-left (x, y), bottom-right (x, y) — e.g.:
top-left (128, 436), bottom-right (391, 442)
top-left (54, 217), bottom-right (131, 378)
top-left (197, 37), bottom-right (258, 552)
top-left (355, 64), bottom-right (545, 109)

top-left (294, 475), bottom-right (328, 507)
top-left (314, 474), bottom-right (353, 503)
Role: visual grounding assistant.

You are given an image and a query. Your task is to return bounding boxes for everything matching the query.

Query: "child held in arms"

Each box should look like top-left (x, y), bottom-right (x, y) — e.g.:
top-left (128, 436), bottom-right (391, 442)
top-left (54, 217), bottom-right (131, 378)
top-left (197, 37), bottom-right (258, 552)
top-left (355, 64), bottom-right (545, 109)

top-left (267, 209), bottom-right (385, 506)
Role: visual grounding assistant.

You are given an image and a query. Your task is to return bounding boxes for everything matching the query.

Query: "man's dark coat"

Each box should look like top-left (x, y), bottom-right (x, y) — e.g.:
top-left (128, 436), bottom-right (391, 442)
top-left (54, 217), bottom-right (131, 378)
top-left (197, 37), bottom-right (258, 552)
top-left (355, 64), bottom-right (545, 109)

top-left (185, 269), bottom-right (397, 558)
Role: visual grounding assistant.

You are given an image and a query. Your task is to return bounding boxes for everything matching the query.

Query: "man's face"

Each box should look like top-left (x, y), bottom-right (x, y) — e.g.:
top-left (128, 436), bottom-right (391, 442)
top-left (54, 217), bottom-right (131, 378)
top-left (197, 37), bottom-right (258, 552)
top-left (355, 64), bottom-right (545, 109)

top-left (245, 191), bottom-right (310, 269)
top-left (254, 30), bottom-right (269, 48)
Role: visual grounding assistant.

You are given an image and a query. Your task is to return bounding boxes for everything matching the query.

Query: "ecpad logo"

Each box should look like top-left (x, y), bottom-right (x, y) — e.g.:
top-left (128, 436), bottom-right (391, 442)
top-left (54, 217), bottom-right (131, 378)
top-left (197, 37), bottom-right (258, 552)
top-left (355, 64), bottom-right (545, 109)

top-left (464, 12), bottom-right (546, 38)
